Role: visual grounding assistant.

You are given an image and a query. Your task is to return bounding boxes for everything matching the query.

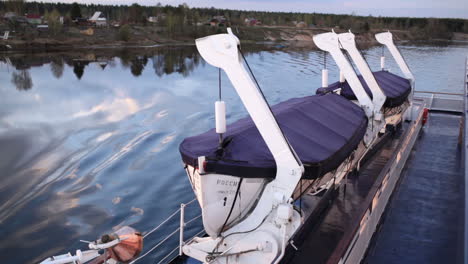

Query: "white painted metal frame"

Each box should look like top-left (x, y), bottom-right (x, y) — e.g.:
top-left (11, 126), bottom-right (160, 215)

top-left (338, 31), bottom-right (386, 116)
top-left (313, 31), bottom-right (384, 145)
top-left (195, 27), bottom-right (303, 229)
top-left (182, 28), bottom-right (304, 263)
top-left (375, 32), bottom-right (415, 120)
top-left (375, 32), bottom-right (414, 82)
top-left (313, 31), bottom-right (374, 118)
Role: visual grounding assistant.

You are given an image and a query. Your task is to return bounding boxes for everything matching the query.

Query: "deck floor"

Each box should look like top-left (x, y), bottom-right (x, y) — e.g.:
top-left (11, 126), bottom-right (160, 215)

top-left (364, 113), bottom-right (464, 264)
top-left (288, 121), bottom-right (403, 264)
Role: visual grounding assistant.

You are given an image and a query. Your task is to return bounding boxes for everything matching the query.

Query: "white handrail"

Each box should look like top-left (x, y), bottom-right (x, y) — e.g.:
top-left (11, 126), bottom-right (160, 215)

top-left (143, 198), bottom-right (196, 239)
top-left (127, 198), bottom-right (200, 264)
top-left (158, 229), bottom-right (205, 264)
top-left (130, 228), bottom-right (181, 264)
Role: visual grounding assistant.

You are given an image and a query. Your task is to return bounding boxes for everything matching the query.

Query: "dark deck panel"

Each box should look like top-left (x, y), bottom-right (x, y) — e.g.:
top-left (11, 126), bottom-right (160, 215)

top-left (364, 113), bottom-right (464, 264)
top-left (286, 123), bottom-right (403, 264)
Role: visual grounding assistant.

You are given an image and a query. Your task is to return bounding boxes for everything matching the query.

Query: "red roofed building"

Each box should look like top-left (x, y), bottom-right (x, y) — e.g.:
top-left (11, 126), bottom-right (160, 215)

top-left (26, 14), bottom-right (42, 24)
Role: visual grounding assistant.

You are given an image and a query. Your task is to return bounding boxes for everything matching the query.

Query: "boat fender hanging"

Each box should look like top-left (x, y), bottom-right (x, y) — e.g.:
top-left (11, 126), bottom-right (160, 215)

top-left (380, 56), bottom-right (385, 70)
top-left (198, 156), bottom-right (207, 174)
top-left (339, 70), bottom-right (345, 83)
top-left (215, 101), bottom-right (226, 134)
top-left (322, 69), bottom-right (328, 88)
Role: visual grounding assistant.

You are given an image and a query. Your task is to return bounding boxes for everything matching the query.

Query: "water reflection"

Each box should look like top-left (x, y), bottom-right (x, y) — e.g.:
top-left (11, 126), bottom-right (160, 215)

top-left (73, 61), bottom-right (88, 80)
top-left (0, 44), bottom-right (294, 91)
top-left (11, 69), bottom-right (33, 90)
top-left (0, 41), bottom-right (466, 264)
top-left (50, 58), bottom-right (64, 79)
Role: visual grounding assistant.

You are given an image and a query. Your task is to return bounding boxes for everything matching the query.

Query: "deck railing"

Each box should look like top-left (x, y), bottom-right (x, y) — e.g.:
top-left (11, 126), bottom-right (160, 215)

top-left (414, 90), bottom-right (464, 113)
top-left (128, 198), bottom-right (203, 264)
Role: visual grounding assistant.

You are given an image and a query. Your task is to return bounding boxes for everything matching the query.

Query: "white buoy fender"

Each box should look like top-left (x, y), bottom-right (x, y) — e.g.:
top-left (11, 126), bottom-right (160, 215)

top-left (380, 56), bottom-right (385, 70)
top-left (215, 101), bottom-right (226, 134)
top-left (321, 69), bottom-right (328, 88)
top-left (339, 70), bottom-right (345, 83)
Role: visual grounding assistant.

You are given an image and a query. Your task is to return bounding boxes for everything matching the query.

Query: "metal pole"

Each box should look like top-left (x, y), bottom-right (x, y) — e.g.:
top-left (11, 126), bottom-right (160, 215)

top-left (461, 55), bottom-right (468, 264)
top-left (179, 203), bottom-right (185, 256)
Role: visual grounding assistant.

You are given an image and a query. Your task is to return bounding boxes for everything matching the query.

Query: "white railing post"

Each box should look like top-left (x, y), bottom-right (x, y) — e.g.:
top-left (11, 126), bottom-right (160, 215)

top-left (179, 203), bottom-right (185, 256)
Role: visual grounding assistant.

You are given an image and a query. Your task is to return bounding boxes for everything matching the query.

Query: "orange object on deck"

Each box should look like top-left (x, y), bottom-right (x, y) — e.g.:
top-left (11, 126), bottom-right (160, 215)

top-left (107, 226), bottom-right (143, 263)
top-left (89, 226), bottom-right (143, 264)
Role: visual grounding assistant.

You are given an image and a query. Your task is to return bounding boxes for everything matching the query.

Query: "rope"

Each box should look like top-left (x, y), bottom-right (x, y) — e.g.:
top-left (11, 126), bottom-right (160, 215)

top-left (217, 178), bottom-right (243, 237)
top-left (218, 67), bottom-right (224, 146)
top-left (323, 51), bottom-right (327, 69)
top-left (238, 47), bottom-right (302, 166)
top-left (218, 67), bottom-right (222, 101)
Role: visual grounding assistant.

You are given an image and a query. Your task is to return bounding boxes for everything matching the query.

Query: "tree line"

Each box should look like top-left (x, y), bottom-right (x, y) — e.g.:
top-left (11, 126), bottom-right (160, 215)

top-left (0, 0), bottom-right (467, 39)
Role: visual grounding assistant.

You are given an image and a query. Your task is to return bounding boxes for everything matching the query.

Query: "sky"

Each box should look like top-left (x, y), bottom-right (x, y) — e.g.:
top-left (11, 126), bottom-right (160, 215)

top-left (39, 0), bottom-right (468, 19)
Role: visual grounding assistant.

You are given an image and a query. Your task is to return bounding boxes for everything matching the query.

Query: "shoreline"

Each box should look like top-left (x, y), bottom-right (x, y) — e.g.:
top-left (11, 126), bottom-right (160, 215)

top-left (1, 26), bottom-right (467, 53)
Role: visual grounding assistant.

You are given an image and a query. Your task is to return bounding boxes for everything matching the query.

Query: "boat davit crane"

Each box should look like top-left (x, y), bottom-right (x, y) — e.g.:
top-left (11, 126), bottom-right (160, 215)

top-left (37, 29), bottom-right (420, 264)
top-left (313, 31), bottom-right (386, 145)
top-left (180, 28), bottom-right (389, 264)
top-left (182, 27), bottom-right (305, 264)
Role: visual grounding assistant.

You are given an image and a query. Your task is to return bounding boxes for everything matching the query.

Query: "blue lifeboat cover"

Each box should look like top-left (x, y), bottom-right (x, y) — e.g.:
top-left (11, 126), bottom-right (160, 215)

top-left (179, 93), bottom-right (368, 179)
top-left (316, 70), bottom-right (411, 107)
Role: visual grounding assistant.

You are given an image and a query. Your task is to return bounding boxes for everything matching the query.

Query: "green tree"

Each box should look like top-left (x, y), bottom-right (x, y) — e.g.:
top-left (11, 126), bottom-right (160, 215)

top-left (47, 9), bottom-right (63, 36)
top-left (6, 0), bottom-right (24, 14)
top-left (118, 24), bottom-right (131, 41)
top-left (70, 2), bottom-right (81, 19)
top-left (362, 22), bottom-right (370, 32)
top-left (129, 3), bottom-right (142, 23)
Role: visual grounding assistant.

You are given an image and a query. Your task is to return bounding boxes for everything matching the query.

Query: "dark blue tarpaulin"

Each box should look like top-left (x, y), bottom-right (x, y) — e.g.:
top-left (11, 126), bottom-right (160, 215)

top-left (316, 70), bottom-right (411, 108)
top-left (180, 93), bottom-right (368, 179)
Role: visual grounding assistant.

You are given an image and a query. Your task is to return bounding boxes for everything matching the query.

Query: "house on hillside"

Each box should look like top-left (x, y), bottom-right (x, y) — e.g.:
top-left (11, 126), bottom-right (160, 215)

top-left (25, 14), bottom-right (42, 24)
top-left (209, 18), bottom-right (219, 26)
top-left (76, 17), bottom-right (92, 26)
top-left (208, 16), bottom-right (226, 27)
top-left (4, 13), bottom-right (29, 26)
top-left (89, 11), bottom-right (107, 27)
top-left (3, 12), bottom-right (16, 20)
top-left (296, 21), bottom-right (307, 28)
top-left (244, 18), bottom-right (261, 26)
top-left (148, 14), bottom-right (166, 23)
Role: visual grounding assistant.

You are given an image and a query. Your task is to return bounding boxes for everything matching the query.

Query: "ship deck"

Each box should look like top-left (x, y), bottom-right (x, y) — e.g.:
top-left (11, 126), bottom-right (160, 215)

top-left (285, 119), bottom-right (408, 263)
top-left (171, 100), bottom-right (465, 264)
top-left (286, 111), bottom-right (464, 264)
top-left (364, 112), bottom-right (464, 263)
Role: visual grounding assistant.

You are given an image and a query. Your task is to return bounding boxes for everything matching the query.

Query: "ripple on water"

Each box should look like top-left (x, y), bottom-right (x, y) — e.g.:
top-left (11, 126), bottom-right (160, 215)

top-left (0, 43), bottom-right (466, 264)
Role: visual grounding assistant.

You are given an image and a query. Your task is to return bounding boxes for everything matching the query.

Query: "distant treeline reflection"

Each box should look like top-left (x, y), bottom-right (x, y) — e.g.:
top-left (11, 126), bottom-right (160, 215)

top-left (2, 46), bottom-right (205, 91)
top-left (2, 44), bottom-right (282, 91)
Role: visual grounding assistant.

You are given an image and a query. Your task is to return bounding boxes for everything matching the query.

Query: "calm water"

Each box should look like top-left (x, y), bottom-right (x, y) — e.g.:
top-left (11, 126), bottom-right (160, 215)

top-left (0, 41), bottom-right (467, 264)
